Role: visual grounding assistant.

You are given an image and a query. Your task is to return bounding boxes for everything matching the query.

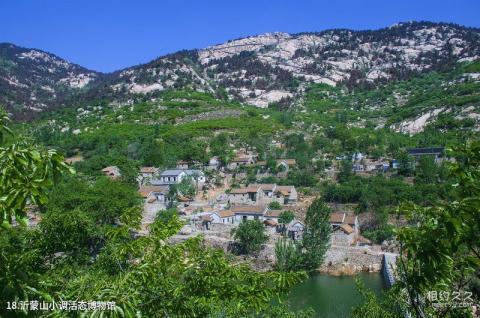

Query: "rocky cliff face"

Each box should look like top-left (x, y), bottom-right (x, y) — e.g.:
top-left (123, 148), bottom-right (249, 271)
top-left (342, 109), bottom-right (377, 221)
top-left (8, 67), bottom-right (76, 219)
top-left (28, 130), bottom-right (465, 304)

top-left (0, 43), bottom-right (98, 117)
top-left (106, 22), bottom-right (479, 107)
top-left (1, 21), bottom-right (479, 117)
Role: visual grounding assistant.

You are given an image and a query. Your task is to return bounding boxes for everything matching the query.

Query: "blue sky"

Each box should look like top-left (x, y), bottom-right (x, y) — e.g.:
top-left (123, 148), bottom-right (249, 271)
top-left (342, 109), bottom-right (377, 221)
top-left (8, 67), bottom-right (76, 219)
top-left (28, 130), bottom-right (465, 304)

top-left (1, 0), bottom-right (479, 72)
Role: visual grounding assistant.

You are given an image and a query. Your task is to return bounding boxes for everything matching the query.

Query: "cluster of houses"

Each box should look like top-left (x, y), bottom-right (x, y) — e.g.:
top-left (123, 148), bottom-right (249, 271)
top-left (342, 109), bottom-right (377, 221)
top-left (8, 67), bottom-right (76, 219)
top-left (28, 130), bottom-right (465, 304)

top-left (228, 184), bottom-right (297, 205)
top-left (100, 158), bottom-right (369, 246)
top-left (101, 145), bottom-right (438, 247)
top-left (194, 205), bottom-right (306, 240)
top-left (193, 206), bottom-right (367, 246)
top-left (340, 147), bottom-right (446, 174)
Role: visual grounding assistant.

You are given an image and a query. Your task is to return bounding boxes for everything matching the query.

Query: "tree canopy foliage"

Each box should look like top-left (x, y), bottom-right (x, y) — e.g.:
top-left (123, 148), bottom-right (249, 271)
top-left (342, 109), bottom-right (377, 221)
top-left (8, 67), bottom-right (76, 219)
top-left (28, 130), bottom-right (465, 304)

top-left (232, 220), bottom-right (269, 255)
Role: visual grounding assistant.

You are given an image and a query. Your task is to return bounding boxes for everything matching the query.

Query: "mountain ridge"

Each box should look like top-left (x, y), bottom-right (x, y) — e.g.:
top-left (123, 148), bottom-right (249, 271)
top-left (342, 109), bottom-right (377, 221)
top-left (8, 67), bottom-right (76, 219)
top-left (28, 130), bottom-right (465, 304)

top-left (1, 21), bottom-right (480, 118)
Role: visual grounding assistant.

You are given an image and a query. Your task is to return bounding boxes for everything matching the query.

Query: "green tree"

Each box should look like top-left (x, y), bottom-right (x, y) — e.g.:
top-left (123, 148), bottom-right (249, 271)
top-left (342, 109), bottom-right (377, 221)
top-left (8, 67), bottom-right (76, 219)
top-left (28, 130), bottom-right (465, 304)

top-left (47, 176), bottom-right (141, 224)
top-left (0, 107), bottom-right (74, 310)
top-left (232, 220), bottom-right (268, 255)
top-left (36, 209), bottom-right (97, 259)
top-left (155, 208), bottom-right (179, 225)
top-left (275, 238), bottom-right (304, 272)
top-left (397, 151), bottom-right (414, 176)
top-left (338, 159), bottom-right (353, 183)
top-left (301, 198), bottom-right (331, 271)
top-left (266, 157), bottom-right (278, 173)
top-left (279, 210), bottom-right (295, 225)
top-left (415, 155), bottom-right (437, 184)
top-left (176, 176), bottom-right (196, 198)
top-left (268, 201), bottom-right (282, 210)
top-left (0, 109), bottom-right (73, 227)
top-left (354, 141), bottom-right (480, 318)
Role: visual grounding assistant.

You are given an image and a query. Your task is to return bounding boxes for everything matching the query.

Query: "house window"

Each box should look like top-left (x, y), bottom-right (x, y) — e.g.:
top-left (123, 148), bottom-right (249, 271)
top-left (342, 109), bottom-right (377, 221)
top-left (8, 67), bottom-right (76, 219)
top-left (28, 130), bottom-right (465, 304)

top-left (254, 215), bottom-right (259, 220)
top-left (242, 215), bottom-right (247, 222)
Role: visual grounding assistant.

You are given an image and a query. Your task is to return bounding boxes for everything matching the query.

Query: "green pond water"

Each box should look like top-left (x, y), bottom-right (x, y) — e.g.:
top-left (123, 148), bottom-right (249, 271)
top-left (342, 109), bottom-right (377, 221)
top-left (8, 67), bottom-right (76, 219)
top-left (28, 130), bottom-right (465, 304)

top-left (286, 273), bottom-right (386, 318)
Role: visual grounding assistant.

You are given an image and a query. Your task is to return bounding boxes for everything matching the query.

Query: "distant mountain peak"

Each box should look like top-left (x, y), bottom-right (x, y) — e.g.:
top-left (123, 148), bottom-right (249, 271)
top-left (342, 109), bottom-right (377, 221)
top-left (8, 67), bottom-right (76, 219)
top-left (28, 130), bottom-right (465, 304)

top-left (1, 21), bottom-right (479, 118)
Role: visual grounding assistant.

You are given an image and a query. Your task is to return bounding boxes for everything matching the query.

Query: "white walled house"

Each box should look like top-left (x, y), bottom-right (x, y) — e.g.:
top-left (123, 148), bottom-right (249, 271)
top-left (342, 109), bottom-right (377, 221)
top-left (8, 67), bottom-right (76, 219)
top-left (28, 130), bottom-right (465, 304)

top-left (156, 170), bottom-right (188, 184)
top-left (210, 210), bottom-right (235, 224)
top-left (138, 185), bottom-right (170, 206)
top-left (184, 169), bottom-right (206, 186)
top-left (138, 167), bottom-right (159, 185)
top-left (231, 205), bottom-right (268, 222)
top-left (138, 185), bottom-right (171, 219)
top-left (153, 169), bottom-right (205, 186)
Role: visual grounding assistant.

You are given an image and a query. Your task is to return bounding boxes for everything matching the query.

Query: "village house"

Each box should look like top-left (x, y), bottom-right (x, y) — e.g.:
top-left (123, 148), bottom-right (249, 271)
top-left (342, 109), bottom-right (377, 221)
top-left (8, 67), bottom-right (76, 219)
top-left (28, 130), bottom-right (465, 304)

top-left (228, 188), bottom-right (250, 204)
top-left (176, 160), bottom-right (189, 169)
top-left (263, 209), bottom-right (284, 223)
top-left (245, 184), bottom-right (263, 203)
top-left (329, 212), bottom-right (359, 246)
top-left (407, 147), bottom-right (445, 164)
top-left (228, 184), bottom-right (298, 205)
top-left (391, 159), bottom-right (399, 169)
top-left (364, 159), bottom-right (390, 173)
top-left (287, 220), bottom-right (305, 241)
top-left (352, 163), bottom-right (365, 172)
top-left (256, 158), bottom-right (296, 172)
top-left (153, 169), bottom-right (206, 186)
top-left (272, 141), bottom-right (285, 149)
top-left (331, 223), bottom-right (356, 246)
top-left (258, 183), bottom-right (276, 198)
top-left (205, 156), bottom-right (221, 171)
top-left (138, 185), bottom-right (171, 216)
top-left (155, 169), bottom-right (187, 184)
top-left (65, 155), bottom-right (83, 165)
top-left (352, 152), bottom-right (365, 162)
top-left (227, 156), bottom-right (255, 170)
top-left (329, 212), bottom-right (359, 232)
top-left (101, 166), bottom-right (121, 179)
top-left (231, 205), bottom-right (268, 222)
top-left (140, 166), bottom-right (159, 178)
top-left (138, 167), bottom-right (159, 185)
top-left (210, 209), bottom-right (235, 224)
top-left (276, 159), bottom-right (296, 172)
top-left (274, 186), bottom-right (298, 204)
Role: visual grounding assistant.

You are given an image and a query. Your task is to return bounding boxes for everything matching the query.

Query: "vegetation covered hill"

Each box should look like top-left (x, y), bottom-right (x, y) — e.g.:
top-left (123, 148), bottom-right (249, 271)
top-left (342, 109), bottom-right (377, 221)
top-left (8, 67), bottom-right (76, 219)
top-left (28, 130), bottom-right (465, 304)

top-left (11, 60), bottom-right (474, 245)
top-left (0, 43), bottom-right (98, 118)
top-left (2, 21), bottom-right (480, 118)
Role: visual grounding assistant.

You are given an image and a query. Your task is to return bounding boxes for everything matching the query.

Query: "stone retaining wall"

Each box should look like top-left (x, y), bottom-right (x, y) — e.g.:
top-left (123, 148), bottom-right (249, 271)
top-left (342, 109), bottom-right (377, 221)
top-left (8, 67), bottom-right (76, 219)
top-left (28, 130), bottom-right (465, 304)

top-left (320, 245), bottom-right (383, 275)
